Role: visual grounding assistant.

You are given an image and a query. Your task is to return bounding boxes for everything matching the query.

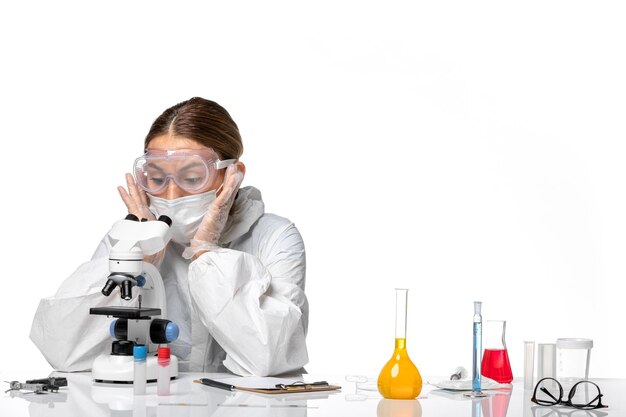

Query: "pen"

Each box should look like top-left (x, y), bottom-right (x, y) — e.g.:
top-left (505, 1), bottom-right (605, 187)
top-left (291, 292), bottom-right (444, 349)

top-left (197, 378), bottom-right (236, 391)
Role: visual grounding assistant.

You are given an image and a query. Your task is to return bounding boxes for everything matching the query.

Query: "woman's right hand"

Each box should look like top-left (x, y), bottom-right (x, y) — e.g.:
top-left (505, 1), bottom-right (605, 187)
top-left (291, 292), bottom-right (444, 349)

top-left (118, 173), bottom-right (166, 267)
top-left (118, 173), bottom-right (156, 221)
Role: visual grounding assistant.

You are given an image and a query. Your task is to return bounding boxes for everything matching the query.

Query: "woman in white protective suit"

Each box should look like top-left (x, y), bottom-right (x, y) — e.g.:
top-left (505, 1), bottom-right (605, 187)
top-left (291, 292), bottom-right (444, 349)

top-left (30, 97), bottom-right (309, 376)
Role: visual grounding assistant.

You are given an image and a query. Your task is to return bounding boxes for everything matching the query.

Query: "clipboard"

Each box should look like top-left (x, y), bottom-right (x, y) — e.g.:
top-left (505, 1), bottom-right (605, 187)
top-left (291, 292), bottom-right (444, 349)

top-left (195, 378), bottom-right (342, 394)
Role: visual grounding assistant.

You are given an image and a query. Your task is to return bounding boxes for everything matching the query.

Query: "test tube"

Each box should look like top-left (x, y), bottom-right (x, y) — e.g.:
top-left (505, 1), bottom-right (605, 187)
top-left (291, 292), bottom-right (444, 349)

top-left (523, 341), bottom-right (535, 390)
top-left (157, 346), bottom-right (171, 396)
top-left (537, 343), bottom-right (556, 380)
top-left (133, 345), bottom-right (147, 395)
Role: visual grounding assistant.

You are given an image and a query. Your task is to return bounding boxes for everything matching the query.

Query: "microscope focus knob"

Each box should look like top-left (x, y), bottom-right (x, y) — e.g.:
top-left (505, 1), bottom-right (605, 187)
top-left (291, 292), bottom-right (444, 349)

top-left (110, 319), bottom-right (128, 340)
top-left (111, 340), bottom-right (135, 356)
top-left (150, 319), bottom-right (179, 344)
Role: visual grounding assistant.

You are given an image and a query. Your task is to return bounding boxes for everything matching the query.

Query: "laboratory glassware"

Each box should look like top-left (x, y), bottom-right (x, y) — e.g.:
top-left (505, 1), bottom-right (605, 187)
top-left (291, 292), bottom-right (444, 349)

top-left (556, 338), bottom-right (593, 393)
top-left (481, 320), bottom-right (513, 383)
top-left (377, 288), bottom-right (422, 399)
top-left (537, 343), bottom-right (556, 380)
top-left (472, 301), bottom-right (482, 392)
top-left (556, 338), bottom-right (592, 380)
top-left (157, 346), bottom-right (171, 396)
top-left (133, 345), bottom-right (147, 395)
top-left (524, 341), bottom-right (535, 390)
top-left (465, 301), bottom-right (487, 398)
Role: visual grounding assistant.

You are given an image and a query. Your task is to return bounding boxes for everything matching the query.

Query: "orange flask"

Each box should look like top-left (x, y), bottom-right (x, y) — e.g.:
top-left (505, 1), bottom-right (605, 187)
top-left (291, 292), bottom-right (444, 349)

top-left (377, 289), bottom-right (422, 399)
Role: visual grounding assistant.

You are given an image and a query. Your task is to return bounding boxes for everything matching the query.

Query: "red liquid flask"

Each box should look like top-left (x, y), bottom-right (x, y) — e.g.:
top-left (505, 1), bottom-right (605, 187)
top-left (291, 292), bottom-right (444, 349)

top-left (482, 349), bottom-right (513, 383)
top-left (481, 320), bottom-right (513, 384)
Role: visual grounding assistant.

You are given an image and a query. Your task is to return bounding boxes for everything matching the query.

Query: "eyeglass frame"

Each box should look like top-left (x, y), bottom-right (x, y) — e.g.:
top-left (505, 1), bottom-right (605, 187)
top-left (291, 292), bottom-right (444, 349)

top-left (531, 377), bottom-right (608, 410)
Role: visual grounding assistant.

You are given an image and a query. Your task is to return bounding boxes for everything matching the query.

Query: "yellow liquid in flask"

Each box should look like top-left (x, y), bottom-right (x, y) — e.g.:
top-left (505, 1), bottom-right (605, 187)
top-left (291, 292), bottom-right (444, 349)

top-left (377, 338), bottom-right (423, 399)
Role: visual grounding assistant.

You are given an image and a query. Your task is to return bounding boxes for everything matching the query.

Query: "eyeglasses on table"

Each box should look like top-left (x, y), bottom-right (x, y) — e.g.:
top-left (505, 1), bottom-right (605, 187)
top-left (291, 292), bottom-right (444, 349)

top-left (531, 377), bottom-right (607, 411)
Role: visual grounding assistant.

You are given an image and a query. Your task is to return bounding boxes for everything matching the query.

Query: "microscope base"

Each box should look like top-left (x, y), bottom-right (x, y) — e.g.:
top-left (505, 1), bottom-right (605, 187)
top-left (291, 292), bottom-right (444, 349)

top-left (92, 353), bottom-right (179, 383)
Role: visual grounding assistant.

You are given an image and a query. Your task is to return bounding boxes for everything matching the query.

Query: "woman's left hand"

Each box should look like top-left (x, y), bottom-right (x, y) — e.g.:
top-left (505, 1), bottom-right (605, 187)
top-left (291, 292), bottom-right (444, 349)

top-left (184, 165), bottom-right (244, 259)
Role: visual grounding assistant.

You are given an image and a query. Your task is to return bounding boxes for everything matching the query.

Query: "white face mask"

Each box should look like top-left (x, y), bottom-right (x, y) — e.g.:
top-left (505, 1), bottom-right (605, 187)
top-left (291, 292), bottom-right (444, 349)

top-left (148, 189), bottom-right (218, 244)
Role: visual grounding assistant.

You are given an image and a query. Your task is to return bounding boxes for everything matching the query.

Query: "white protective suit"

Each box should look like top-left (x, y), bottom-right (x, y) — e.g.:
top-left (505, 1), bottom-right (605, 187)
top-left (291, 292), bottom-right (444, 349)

top-left (30, 186), bottom-right (309, 376)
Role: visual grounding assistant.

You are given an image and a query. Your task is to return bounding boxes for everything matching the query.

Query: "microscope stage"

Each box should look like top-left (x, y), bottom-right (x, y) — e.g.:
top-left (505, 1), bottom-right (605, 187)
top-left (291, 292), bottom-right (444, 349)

top-left (89, 306), bottom-right (162, 319)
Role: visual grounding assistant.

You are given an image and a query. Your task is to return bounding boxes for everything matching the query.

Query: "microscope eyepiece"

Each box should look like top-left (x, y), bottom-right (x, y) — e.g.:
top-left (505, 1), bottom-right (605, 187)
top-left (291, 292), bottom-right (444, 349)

top-left (158, 215), bottom-right (172, 227)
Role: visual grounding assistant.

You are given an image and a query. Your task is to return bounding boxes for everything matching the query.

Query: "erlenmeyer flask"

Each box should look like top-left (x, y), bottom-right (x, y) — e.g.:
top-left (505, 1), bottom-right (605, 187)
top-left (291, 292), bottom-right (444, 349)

top-left (377, 288), bottom-right (422, 399)
top-left (481, 320), bottom-right (513, 383)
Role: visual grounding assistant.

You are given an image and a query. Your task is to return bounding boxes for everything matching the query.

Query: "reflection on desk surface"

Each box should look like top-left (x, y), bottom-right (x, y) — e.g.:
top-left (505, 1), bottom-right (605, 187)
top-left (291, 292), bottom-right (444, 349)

top-left (2, 373), bottom-right (625, 417)
top-left (2, 371), bottom-right (328, 417)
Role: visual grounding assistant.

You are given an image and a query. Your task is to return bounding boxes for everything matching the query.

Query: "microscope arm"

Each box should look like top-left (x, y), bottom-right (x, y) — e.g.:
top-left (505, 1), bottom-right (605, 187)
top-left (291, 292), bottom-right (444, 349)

top-left (141, 261), bottom-right (167, 319)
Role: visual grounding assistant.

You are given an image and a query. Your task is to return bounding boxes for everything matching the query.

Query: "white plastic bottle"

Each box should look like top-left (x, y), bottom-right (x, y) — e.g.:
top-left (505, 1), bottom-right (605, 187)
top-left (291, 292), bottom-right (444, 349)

top-left (133, 345), bottom-right (147, 395)
top-left (157, 346), bottom-right (171, 396)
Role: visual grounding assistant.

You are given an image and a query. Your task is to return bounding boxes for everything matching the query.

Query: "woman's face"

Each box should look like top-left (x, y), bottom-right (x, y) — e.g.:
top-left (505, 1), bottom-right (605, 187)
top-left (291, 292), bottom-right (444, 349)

top-left (145, 134), bottom-right (227, 200)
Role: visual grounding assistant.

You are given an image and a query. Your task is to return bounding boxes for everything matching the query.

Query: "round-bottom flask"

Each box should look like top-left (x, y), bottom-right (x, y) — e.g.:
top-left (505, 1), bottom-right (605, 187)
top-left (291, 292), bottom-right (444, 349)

top-left (377, 288), bottom-right (422, 399)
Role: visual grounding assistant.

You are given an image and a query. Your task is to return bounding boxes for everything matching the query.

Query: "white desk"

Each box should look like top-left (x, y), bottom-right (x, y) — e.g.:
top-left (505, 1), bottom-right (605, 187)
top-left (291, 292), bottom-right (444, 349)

top-left (1, 372), bottom-right (624, 416)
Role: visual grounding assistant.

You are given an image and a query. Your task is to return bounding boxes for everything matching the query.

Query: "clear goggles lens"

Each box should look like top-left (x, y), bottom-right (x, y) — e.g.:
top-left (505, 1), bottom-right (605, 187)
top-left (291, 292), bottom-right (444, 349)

top-left (133, 149), bottom-right (236, 193)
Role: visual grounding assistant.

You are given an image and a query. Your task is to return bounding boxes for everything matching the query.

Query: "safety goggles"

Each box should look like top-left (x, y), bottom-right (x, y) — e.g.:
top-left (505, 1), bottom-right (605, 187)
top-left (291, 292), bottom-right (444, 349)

top-left (133, 148), bottom-right (236, 194)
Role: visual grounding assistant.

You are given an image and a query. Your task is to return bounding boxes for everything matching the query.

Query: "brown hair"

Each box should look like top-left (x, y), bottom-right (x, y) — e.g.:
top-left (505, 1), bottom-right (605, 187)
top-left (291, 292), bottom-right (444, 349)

top-left (144, 97), bottom-right (243, 159)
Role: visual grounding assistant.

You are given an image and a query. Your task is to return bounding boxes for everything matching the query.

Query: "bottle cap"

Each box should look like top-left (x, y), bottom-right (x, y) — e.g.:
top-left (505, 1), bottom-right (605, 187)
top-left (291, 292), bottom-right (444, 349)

top-left (133, 345), bottom-right (147, 359)
top-left (556, 338), bottom-right (593, 349)
top-left (158, 346), bottom-right (171, 359)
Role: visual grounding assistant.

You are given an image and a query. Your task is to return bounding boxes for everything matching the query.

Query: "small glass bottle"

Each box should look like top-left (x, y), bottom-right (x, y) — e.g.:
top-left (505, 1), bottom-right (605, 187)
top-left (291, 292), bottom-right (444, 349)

top-left (377, 288), bottom-right (422, 399)
top-left (157, 346), bottom-right (171, 396)
top-left (133, 344), bottom-right (147, 395)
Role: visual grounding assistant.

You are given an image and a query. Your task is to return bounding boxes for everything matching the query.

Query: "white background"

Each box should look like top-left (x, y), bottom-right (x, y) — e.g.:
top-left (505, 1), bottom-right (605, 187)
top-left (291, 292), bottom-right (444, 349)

top-left (0, 1), bottom-right (624, 380)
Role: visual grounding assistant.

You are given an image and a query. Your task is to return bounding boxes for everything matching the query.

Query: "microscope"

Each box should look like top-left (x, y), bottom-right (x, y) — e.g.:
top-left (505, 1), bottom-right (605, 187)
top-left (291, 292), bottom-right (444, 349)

top-left (89, 214), bottom-right (179, 383)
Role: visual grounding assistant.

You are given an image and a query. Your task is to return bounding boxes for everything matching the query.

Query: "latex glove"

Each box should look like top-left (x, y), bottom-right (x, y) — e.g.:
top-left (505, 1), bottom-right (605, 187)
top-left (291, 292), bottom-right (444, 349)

top-left (183, 165), bottom-right (244, 260)
top-left (118, 173), bottom-right (156, 221)
top-left (118, 173), bottom-right (167, 267)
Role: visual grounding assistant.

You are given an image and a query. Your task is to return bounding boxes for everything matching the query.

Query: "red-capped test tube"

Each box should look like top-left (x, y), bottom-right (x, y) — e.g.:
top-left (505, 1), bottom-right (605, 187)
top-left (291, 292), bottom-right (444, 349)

top-left (157, 346), bottom-right (171, 396)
